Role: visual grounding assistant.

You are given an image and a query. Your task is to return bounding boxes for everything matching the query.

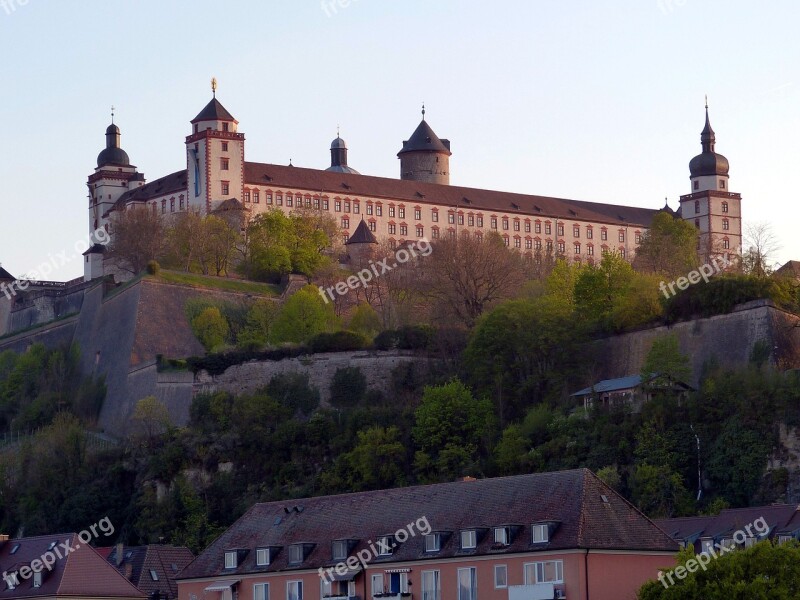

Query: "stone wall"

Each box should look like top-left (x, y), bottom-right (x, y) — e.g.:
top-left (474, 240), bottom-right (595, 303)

top-left (195, 350), bottom-right (430, 404)
top-left (590, 300), bottom-right (800, 387)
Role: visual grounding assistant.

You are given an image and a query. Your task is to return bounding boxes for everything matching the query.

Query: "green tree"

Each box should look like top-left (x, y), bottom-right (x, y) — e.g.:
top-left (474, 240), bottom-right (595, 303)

top-left (340, 426), bottom-right (408, 491)
top-left (191, 307), bottom-right (230, 351)
top-left (271, 285), bottom-right (338, 343)
top-left (329, 367), bottom-right (368, 409)
top-left (132, 396), bottom-right (172, 440)
top-left (641, 334), bottom-right (691, 387)
top-left (348, 303), bottom-right (382, 339)
top-left (237, 300), bottom-right (280, 348)
top-left (413, 379), bottom-right (494, 481)
top-left (633, 211), bottom-right (699, 278)
top-left (574, 251), bottom-right (635, 329)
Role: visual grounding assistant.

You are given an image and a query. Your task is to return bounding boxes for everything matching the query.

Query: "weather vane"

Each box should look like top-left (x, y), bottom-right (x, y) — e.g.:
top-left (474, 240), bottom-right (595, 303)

top-left (422, 102), bottom-right (425, 120)
top-left (111, 105), bottom-right (115, 124)
top-left (211, 77), bottom-right (218, 98)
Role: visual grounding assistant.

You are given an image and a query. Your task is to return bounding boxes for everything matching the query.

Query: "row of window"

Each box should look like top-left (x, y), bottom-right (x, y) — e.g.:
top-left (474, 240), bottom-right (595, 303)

top-left (246, 561), bottom-right (564, 600)
top-left (693, 199), bottom-right (731, 213)
top-left (151, 195), bottom-right (187, 215)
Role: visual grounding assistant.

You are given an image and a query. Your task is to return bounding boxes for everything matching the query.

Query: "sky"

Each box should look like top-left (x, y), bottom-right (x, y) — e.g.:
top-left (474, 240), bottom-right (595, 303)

top-left (1, 0), bottom-right (799, 281)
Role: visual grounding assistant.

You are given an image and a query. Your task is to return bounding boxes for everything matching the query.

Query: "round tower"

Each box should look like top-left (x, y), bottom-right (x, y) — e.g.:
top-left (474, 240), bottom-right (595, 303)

top-left (397, 106), bottom-right (451, 185)
top-left (326, 132), bottom-right (360, 174)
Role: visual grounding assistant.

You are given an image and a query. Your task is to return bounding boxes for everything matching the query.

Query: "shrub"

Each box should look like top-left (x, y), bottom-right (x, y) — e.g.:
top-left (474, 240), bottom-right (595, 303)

top-left (329, 366), bottom-right (367, 408)
top-left (309, 331), bottom-right (367, 353)
top-left (191, 307), bottom-right (230, 352)
top-left (146, 260), bottom-right (160, 275)
top-left (373, 329), bottom-right (399, 351)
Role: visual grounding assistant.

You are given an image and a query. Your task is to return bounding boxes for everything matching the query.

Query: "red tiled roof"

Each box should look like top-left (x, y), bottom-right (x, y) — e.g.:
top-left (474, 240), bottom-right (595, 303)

top-left (0, 533), bottom-right (144, 599)
top-left (107, 545), bottom-right (194, 600)
top-left (244, 162), bottom-right (659, 227)
top-left (179, 469), bottom-right (677, 581)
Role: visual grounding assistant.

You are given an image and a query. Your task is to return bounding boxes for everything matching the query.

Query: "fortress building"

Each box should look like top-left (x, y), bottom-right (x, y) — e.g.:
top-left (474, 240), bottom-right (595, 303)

top-left (85, 91), bottom-right (742, 281)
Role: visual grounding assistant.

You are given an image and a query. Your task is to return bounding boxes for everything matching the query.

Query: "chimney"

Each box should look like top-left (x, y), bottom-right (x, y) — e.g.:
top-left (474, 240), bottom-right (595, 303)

top-left (116, 543), bottom-right (124, 567)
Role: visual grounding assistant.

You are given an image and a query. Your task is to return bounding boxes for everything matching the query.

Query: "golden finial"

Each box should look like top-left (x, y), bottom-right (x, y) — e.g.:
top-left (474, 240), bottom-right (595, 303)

top-left (211, 77), bottom-right (218, 98)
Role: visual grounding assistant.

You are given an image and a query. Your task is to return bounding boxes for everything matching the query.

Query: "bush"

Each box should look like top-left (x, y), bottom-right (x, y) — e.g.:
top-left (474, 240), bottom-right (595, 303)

top-left (329, 366), bottom-right (367, 408)
top-left (191, 307), bottom-right (230, 352)
top-left (146, 260), bottom-right (160, 275)
top-left (309, 331), bottom-right (367, 353)
top-left (373, 329), bottom-right (399, 350)
top-left (373, 325), bottom-right (433, 351)
top-left (186, 345), bottom-right (309, 376)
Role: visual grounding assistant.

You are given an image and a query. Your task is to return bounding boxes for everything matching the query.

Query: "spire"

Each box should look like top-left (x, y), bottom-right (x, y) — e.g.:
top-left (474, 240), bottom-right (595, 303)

top-left (701, 97), bottom-right (715, 153)
top-left (421, 102), bottom-right (426, 121)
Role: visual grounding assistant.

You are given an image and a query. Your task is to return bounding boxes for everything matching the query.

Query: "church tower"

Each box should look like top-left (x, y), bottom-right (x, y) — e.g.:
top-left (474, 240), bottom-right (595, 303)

top-left (679, 102), bottom-right (742, 264)
top-left (186, 80), bottom-right (244, 214)
top-left (397, 106), bottom-right (451, 185)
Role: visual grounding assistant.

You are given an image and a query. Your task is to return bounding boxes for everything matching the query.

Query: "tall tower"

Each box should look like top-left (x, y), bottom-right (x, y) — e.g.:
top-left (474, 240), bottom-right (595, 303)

top-left (186, 81), bottom-right (244, 214)
top-left (397, 106), bottom-right (451, 185)
top-left (680, 102), bottom-right (742, 264)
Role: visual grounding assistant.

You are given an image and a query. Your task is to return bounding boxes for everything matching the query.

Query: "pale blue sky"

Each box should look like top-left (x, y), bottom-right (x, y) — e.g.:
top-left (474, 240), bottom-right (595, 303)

top-left (1, 0), bottom-right (798, 280)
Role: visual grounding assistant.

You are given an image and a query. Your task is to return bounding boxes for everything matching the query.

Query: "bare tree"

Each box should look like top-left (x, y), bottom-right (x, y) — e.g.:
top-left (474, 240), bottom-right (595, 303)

top-left (106, 206), bottom-right (165, 275)
top-left (416, 232), bottom-right (527, 327)
top-left (742, 221), bottom-right (782, 277)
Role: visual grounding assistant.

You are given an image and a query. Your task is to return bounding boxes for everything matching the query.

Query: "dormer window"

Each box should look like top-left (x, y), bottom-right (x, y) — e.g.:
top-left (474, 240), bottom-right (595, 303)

top-left (377, 536), bottom-right (395, 556)
top-left (494, 527), bottom-right (510, 546)
top-left (256, 548), bottom-right (270, 566)
top-left (531, 524), bottom-right (549, 544)
top-left (224, 551), bottom-right (237, 569)
top-left (332, 540), bottom-right (349, 561)
top-left (424, 534), bottom-right (441, 553)
top-left (289, 544), bottom-right (304, 564)
top-left (461, 530), bottom-right (477, 550)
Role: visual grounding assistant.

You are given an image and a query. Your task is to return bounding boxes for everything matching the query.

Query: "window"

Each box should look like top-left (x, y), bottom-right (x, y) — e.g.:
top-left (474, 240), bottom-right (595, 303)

top-left (388, 223), bottom-right (396, 235)
top-left (287, 581), bottom-right (303, 600)
top-left (367, 203), bottom-right (373, 215)
top-left (221, 158), bottom-right (229, 170)
top-left (524, 561), bottom-right (563, 585)
top-left (586, 227), bottom-right (593, 239)
top-left (720, 179), bottom-right (726, 189)
top-left (431, 227), bottom-right (439, 239)
top-left (722, 201), bottom-right (729, 213)
top-left (221, 142), bottom-right (228, 152)
top-left (332, 540), bottom-right (348, 560)
top-left (314, 196), bottom-right (320, 209)
top-left (398, 207), bottom-right (405, 219)
top-left (244, 191), bottom-right (251, 203)
top-left (502, 218), bottom-right (509, 230)
top-left (389, 206), bottom-right (395, 217)
top-left (221, 182), bottom-right (230, 195)
top-left (170, 198), bottom-right (175, 212)
top-left (253, 190), bottom-right (260, 204)
top-left (277, 193), bottom-right (283, 206)
top-left (449, 213), bottom-right (456, 225)
top-left (222, 122), bottom-right (229, 132)
top-left (619, 231), bottom-right (625, 243)
top-left (335, 200), bottom-right (341, 212)
top-left (695, 200), bottom-right (700, 213)
top-left (635, 232), bottom-right (641, 244)
top-left (369, 221), bottom-right (376, 232)
top-left (256, 548), bottom-right (270, 566)
top-left (150, 569), bottom-right (159, 581)
top-left (600, 228), bottom-right (607, 241)
top-left (494, 527), bottom-right (510, 546)
top-left (341, 217), bottom-right (349, 229)
top-left (289, 545), bottom-right (304, 564)
top-left (432, 210), bottom-right (439, 222)
top-left (557, 241), bottom-right (565, 254)
top-left (460, 530), bottom-right (477, 550)
top-left (416, 226), bottom-right (424, 237)
top-left (254, 583), bottom-right (269, 600)
top-left (376, 204), bottom-right (382, 216)
top-left (224, 551), bottom-right (237, 569)
top-left (531, 524), bottom-right (549, 543)
top-left (400, 224), bottom-right (408, 236)
top-left (514, 237), bottom-right (521, 248)
top-left (490, 217), bottom-right (498, 229)
top-left (180, 195), bottom-right (185, 210)
top-left (353, 202), bottom-right (360, 214)
top-left (286, 194), bottom-right (293, 207)
top-left (415, 209), bottom-right (421, 220)
top-left (468, 215), bottom-right (474, 227)
top-left (503, 235), bottom-right (509, 246)
top-left (344, 200), bottom-right (350, 212)
top-left (388, 573), bottom-right (408, 594)
top-left (535, 239), bottom-right (542, 251)
top-left (457, 568), bottom-right (477, 600)
top-left (377, 536), bottom-right (394, 556)
top-left (421, 570), bottom-right (440, 600)
top-left (574, 242), bottom-right (581, 254)
top-left (722, 218), bottom-right (729, 230)
top-left (545, 222), bottom-right (552, 235)
top-left (323, 198), bottom-right (329, 210)
top-left (557, 223), bottom-right (564, 236)
top-left (744, 537), bottom-right (757, 548)
top-left (525, 238), bottom-right (532, 250)
top-left (514, 220), bottom-right (520, 232)
top-left (546, 240), bottom-right (553, 252)
top-left (267, 193), bottom-right (273, 205)
top-left (458, 214), bottom-right (464, 226)
top-left (161, 199), bottom-right (167, 214)
top-left (494, 565), bottom-right (507, 589)
top-left (476, 216), bottom-right (483, 227)
top-left (424, 534), bottom-right (440, 553)
top-left (778, 535), bottom-right (792, 545)
top-left (694, 180), bottom-right (700, 190)
top-left (371, 574), bottom-right (384, 596)
top-left (723, 238), bottom-right (730, 249)
top-left (587, 244), bottom-right (594, 256)
top-left (620, 247), bottom-right (626, 258)
top-left (573, 225), bottom-right (580, 237)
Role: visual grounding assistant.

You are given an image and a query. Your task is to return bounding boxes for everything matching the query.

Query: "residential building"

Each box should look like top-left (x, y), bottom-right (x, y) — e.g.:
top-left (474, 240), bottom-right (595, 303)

top-left (105, 544), bottom-right (194, 600)
top-left (571, 374), bottom-right (695, 411)
top-left (0, 533), bottom-right (144, 600)
top-left (177, 469), bottom-right (678, 600)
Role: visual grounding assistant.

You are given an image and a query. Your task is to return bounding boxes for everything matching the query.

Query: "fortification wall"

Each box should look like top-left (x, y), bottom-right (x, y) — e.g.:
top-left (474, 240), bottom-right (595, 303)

top-left (196, 350), bottom-right (429, 404)
top-left (591, 300), bottom-right (800, 386)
